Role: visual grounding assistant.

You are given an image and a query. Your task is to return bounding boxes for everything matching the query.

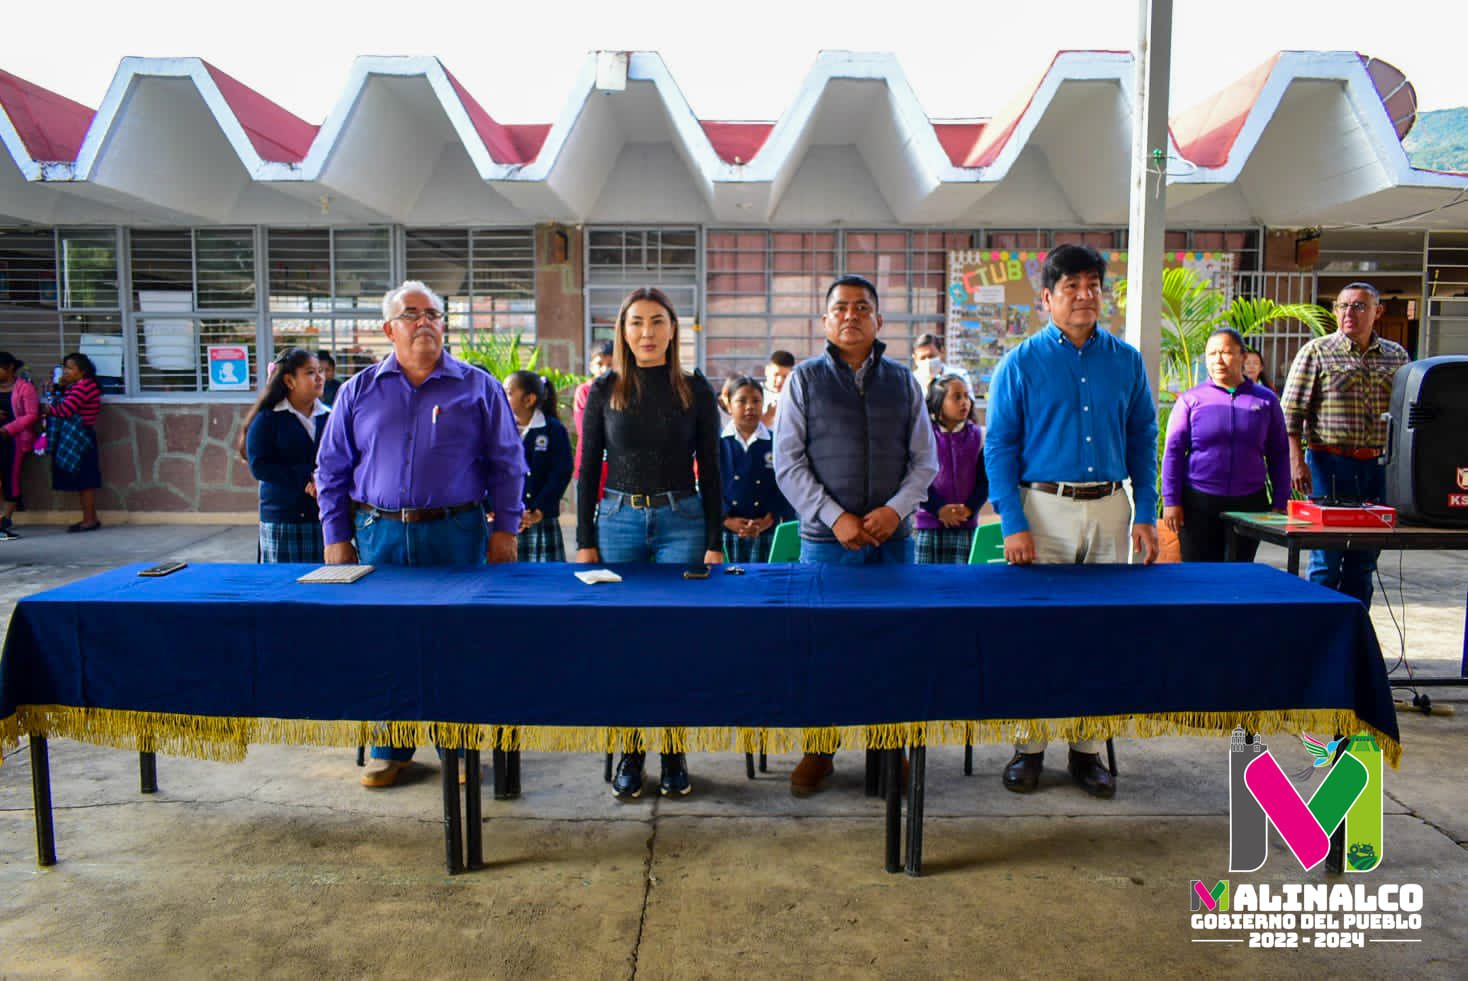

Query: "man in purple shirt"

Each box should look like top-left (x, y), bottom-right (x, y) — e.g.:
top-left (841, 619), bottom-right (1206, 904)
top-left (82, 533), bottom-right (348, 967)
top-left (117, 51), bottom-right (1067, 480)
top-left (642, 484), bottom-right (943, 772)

top-left (316, 279), bottom-right (525, 787)
top-left (1161, 326), bottom-right (1290, 562)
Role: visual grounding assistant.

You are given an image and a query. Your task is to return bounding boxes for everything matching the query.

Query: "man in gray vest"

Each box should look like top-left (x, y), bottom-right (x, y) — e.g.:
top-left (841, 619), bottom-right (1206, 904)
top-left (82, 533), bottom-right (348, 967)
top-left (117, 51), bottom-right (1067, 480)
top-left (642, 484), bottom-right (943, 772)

top-left (774, 274), bottom-right (939, 795)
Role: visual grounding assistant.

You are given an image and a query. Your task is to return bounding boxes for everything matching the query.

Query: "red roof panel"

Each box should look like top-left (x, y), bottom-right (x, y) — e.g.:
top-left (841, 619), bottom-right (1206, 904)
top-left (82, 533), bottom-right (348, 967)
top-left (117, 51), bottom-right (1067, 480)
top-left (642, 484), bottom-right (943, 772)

top-left (0, 69), bottom-right (94, 162)
top-left (700, 121), bottom-right (774, 165)
top-left (442, 66), bottom-right (534, 165)
top-left (202, 62), bottom-right (317, 163)
top-left (932, 122), bottom-right (987, 167)
top-left (1169, 54), bottom-right (1280, 169)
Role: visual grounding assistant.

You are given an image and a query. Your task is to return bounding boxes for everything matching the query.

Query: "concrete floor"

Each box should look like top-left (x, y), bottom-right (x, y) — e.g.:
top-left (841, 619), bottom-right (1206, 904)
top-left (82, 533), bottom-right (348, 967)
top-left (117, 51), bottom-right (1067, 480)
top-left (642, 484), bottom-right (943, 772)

top-left (1, 524), bottom-right (1466, 979)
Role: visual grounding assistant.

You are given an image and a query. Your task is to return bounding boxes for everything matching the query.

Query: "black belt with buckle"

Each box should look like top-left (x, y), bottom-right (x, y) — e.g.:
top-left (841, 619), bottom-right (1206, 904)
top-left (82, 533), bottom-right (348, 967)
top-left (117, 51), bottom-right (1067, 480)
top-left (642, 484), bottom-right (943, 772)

top-left (1020, 481), bottom-right (1124, 501)
top-left (354, 501), bottom-right (483, 524)
top-left (604, 489), bottom-right (695, 509)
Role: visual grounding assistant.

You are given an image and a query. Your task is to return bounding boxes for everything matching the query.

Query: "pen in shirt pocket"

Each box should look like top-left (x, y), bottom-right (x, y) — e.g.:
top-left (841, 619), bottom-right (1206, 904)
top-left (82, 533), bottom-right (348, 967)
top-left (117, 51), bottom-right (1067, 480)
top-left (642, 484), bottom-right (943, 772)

top-left (432, 405), bottom-right (440, 425)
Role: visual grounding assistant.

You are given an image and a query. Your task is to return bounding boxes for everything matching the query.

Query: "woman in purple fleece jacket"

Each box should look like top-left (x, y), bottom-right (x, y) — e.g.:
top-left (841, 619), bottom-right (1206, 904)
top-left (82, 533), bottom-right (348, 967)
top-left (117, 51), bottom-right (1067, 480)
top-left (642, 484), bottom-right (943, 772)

top-left (1162, 327), bottom-right (1290, 562)
top-left (914, 374), bottom-right (989, 564)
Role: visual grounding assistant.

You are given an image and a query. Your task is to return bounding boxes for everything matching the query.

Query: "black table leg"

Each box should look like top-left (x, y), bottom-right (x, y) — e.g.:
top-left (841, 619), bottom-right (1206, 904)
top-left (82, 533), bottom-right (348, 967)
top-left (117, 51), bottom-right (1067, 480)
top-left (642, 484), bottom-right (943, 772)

top-left (603, 752), bottom-right (613, 783)
top-left (441, 751), bottom-right (464, 875)
top-left (745, 753), bottom-right (755, 779)
top-left (1225, 527), bottom-right (1239, 562)
top-left (464, 749), bottom-right (483, 871)
top-left (963, 724), bottom-right (974, 776)
top-left (758, 749), bottom-right (767, 773)
top-left (905, 745), bottom-right (927, 877)
top-left (884, 748), bottom-right (902, 874)
top-left (356, 745), bottom-right (365, 767)
top-left (30, 737), bottom-right (56, 867)
top-left (139, 751), bottom-right (158, 794)
top-left (865, 748), bottom-right (881, 798)
top-left (1287, 545), bottom-right (1301, 577)
top-left (506, 749), bottom-right (521, 797)
top-left (492, 748), bottom-right (509, 800)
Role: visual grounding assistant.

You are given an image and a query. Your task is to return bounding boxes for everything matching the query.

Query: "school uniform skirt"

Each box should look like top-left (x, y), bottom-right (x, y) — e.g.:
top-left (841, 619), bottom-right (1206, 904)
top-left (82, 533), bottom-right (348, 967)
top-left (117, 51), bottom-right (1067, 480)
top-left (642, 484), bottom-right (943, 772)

top-left (913, 526), bottom-right (974, 565)
top-left (722, 526), bottom-right (775, 563)
top-left (259, 521), bottom-right (325, 564)
top-left (518, 519), bottom-right (566, 563)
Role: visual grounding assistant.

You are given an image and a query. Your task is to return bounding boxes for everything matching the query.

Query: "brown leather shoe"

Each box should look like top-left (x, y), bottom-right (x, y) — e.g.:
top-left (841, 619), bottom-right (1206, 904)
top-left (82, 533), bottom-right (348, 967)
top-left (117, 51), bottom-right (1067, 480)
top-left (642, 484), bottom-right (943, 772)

top-left (1002, 752), bottom-right (1044, 793)
top-left (790, 753), bottom-right (835, 797)
top-left (1067, 750), bottom-right (1116, 799)
top-left (360, 760), bottom-right (411, 788)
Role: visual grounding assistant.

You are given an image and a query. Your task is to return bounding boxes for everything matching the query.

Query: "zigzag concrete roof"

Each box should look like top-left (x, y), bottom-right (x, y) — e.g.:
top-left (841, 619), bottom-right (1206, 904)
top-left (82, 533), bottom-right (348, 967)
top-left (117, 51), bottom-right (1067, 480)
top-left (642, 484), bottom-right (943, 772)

top-left (2, 49), bottom-right (1464, 227)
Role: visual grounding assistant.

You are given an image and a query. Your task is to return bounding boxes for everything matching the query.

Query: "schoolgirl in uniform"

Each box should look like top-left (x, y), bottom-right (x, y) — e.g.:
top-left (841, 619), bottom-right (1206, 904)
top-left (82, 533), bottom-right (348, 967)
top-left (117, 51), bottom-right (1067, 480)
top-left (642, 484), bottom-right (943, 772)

top-left (914, 373), bottom-right (989, 564)
top-left (719, 375), bottom-right (792, 563)
top-left (505, 370), bottom-right (573, 562)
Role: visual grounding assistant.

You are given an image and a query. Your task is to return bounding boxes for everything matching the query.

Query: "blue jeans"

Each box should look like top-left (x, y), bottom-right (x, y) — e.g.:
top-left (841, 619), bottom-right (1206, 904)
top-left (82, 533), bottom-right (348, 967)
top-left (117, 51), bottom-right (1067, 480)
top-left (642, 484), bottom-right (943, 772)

top-left (1306, 450), bottom-right (1385, 608)
top-left (357, 506), bottom-right (487, 762)
top-left (595, 491), bottom-right (707, 565)
top-left (800, 536), bottom-right (914, 566)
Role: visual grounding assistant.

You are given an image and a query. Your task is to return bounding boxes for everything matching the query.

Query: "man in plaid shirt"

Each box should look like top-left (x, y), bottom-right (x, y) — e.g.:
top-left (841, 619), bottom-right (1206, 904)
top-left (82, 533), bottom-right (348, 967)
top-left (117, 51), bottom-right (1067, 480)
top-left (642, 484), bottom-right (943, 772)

top-left (1280, 282), bottom-right (1409, 608)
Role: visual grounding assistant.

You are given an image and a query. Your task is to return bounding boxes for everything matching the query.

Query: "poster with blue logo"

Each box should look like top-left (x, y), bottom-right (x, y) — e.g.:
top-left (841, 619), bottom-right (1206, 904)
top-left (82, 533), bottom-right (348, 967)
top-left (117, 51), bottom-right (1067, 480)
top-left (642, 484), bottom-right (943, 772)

top-left (207, 345), bottom-right (250, 392)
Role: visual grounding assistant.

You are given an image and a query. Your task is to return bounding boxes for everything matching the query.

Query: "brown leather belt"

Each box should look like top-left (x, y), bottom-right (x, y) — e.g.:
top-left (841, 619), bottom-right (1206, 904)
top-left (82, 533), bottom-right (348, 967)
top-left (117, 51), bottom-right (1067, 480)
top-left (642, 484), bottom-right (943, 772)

top-left (355, 501), bottom-right (482, 523)
top-left (1310, 444), bottom-right (1381, 461)
top-left (1021, 481), bottom-right (1123, 501)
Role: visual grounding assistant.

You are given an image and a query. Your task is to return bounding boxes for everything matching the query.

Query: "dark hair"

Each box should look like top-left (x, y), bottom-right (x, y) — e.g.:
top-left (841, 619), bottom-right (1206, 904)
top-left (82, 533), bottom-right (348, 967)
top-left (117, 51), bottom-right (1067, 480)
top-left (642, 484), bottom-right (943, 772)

top-left (0, 351), bottom-right (23, 373)
top-left (508, 369), bottom-right (559, 423)
top-left (63, 352), bottom-right (97, 380)
top-left (1207, 327), bottom-right (1246, 352)
top-left (236, 348), bottom-right (318, 460)
top-left (595, 340), bottom-right (614, 359)
top-left (315, 349), bottom-right (336, 368)
top-left (913, 333), bottom-right (945, 354)
top-left (768, 350), bottom-right (796, 368)
top-left (610, 287), bottom-right (692, 412)
top-left (825, 275), bottom-right (880, 311)
top-left (1041, 244), bottom-right (1108, 292)
top-left (925, 373), bottom-right (970, 423)
top-left (1341, 281), bottom-right (1381, 301)
top-left (726, 375), bottom-right (764, 400)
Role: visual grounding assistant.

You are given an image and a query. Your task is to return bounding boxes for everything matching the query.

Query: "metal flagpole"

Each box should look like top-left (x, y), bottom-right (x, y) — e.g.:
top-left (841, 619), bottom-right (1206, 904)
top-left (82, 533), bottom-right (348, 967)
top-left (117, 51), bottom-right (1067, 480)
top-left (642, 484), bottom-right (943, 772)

top-left (1126, 0), bottom-right (1174, 398)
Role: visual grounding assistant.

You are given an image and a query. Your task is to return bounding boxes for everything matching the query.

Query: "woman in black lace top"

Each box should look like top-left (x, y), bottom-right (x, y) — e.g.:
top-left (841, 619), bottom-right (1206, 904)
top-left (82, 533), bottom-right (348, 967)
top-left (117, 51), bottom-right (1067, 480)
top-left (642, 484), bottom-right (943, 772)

top-left (574, 287), bottom-right (722, 800)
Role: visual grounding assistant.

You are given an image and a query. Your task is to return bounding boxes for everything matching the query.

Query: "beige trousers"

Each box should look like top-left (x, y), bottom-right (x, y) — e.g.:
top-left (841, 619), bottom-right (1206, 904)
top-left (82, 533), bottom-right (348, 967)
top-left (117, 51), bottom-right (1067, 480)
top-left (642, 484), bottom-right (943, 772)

top-left (1015, 485), bottom-right (1134, 756)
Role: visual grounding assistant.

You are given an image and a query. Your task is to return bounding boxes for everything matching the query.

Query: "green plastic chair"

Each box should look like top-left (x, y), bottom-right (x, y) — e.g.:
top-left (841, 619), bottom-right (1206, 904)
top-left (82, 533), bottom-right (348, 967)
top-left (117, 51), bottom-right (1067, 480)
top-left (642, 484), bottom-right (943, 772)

top-left (767, 520), bottom-right (802, 563)
top-left (961, 520), bottom-right (1117, 778)
top-left (967, 522), bottom-right (1006, 564)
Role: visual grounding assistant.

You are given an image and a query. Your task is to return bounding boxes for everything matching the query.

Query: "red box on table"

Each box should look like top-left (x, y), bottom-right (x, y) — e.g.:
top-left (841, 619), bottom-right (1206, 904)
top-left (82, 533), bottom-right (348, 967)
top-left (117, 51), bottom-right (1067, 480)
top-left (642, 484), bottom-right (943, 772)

top-left (1286, 499), bottom-right (1398, 528)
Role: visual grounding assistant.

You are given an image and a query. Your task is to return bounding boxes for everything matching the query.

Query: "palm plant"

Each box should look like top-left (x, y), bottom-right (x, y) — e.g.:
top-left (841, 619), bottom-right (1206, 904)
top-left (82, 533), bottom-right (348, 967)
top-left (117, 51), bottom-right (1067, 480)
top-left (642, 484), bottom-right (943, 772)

top-left (1116, 267), bottom-right (1334, 397)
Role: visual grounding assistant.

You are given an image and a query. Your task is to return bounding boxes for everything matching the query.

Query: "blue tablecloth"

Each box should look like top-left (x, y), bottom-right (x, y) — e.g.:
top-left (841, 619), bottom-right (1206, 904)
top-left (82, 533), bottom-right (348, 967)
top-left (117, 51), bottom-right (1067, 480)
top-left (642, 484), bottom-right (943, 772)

top-left (0, 562), bottom-right (1400, 764)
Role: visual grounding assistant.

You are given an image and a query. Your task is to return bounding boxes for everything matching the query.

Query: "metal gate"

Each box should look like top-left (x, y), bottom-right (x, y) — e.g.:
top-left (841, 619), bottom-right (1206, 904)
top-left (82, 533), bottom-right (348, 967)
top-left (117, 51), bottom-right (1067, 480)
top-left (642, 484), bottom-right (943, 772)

top-left (1232, 270), bottom-right (1320, 387)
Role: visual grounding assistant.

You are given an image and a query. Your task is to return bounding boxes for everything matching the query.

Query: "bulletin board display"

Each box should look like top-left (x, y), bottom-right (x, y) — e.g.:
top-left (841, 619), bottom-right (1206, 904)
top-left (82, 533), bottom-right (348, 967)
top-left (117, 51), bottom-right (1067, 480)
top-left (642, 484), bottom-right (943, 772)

top-left (945, 250), bottom-right (1234, 398)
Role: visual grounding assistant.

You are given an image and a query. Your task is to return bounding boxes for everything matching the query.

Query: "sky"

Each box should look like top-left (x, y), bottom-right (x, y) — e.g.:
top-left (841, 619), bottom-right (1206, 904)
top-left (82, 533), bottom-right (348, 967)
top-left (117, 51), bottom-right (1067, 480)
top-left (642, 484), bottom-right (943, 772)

top-left (6, 0), bottom-right (1466, 126)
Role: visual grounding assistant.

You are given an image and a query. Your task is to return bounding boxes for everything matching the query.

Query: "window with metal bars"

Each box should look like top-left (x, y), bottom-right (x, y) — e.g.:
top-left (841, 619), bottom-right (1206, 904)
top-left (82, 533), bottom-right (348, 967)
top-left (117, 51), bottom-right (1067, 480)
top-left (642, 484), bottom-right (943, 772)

top-left (704, 229), bottom-right (975, 381)
top-left (130, 229), bottom-right (259, 394)
top-left (586, 227), bottom-right (699, 371)
top-left (404, 227), bottom-right (536, 344)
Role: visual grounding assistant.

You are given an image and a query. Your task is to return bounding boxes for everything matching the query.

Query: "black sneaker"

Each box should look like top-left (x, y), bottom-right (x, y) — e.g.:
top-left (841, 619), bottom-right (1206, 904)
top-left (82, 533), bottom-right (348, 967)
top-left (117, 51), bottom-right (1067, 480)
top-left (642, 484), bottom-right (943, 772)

top-left (0, 529), bottom-right (16, 542)
top-left (659, 753), bottom-right (691, 796)
top-left (612, 751), bottom-right (646, 800)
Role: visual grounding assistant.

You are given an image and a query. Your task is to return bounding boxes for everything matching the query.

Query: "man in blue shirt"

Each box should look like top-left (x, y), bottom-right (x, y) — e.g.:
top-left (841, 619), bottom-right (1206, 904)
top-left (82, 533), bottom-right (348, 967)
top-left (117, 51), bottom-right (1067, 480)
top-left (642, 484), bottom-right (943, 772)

top-left (983, 244), bottom-right (1159, 799)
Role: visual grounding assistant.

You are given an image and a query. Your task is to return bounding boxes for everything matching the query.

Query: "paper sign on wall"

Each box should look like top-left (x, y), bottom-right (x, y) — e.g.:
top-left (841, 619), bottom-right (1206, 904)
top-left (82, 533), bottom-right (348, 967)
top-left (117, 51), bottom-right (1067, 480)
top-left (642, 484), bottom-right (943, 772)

top-left (208, 345), bottom-right (250, 391)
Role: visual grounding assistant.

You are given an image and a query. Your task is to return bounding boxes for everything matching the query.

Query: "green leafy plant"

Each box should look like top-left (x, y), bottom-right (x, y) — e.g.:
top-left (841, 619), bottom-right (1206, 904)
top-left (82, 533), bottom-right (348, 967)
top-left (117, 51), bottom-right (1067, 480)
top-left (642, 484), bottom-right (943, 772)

top-left (1116, 267), bottom-right (1334, 396)
top-left (457, 333), bottom-right (586, 418)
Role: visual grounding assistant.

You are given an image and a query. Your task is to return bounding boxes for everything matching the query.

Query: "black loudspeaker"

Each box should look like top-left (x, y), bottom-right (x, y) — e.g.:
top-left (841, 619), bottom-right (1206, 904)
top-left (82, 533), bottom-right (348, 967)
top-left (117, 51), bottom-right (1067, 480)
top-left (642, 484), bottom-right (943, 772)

top-left (1382, 356), bottom-right (1468, 526)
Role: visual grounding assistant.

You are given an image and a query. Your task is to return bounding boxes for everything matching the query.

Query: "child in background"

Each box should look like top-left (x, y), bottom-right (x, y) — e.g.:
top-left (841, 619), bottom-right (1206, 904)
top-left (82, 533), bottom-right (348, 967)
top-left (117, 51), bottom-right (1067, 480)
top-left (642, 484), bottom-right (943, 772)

top-left (719, 376), bottom-right (793, 562)
top-left (762, 350), bottom-right (796, 429)
top-left (506, 370), bottom-right (574, 562)
top-left (914, 373), bottom-right (989, 564)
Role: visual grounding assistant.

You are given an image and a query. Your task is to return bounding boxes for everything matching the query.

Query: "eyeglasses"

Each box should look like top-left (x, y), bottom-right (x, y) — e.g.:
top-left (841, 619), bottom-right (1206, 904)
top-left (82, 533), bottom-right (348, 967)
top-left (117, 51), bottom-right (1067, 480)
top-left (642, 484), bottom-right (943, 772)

top-left (393, 308), bottom-right (445, 324)
top-left (1333, 301), bottom-right (1372, 314)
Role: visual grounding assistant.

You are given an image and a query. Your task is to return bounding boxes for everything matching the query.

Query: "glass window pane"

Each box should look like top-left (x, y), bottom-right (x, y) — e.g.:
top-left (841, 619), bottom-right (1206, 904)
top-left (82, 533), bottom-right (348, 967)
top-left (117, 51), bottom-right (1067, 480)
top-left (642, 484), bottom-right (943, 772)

top-left (196, 228), bottom-right (256, 309)
top-left (62, 313), bottom-right (124, 394)
top-left (272, 317), bottom-right (389, 381)
top-left (136, 317), bottom-right (256, 394)
top-left (268, 229), bottom-right (330, 313)
top-left (0, 228), bottom-right (59, 310)
top-left (405, 228), bottom-right (469, 309)
top-left (332, 228), bottom-right (392, 312)
top-left (59, 229), bottom-right (118, 309)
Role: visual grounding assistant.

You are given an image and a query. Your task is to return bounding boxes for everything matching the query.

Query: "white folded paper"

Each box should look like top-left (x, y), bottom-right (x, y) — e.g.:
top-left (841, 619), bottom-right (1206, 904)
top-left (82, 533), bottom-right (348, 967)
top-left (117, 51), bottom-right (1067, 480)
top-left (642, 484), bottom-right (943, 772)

top-left (574, 568), bottom-right (624, 585)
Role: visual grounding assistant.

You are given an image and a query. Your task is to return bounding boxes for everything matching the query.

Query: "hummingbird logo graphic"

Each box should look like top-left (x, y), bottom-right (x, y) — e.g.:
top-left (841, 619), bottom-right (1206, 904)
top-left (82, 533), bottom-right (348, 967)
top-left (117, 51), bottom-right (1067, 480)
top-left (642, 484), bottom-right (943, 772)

top-left (1300, 733), bottom-right (1344, 767)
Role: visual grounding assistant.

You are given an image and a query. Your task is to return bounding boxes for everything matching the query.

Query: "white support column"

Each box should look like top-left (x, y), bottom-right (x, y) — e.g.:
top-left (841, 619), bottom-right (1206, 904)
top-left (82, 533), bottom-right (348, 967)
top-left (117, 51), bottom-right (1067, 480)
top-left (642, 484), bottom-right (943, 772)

top-left (1125, 0), bottom-right (1173, 399)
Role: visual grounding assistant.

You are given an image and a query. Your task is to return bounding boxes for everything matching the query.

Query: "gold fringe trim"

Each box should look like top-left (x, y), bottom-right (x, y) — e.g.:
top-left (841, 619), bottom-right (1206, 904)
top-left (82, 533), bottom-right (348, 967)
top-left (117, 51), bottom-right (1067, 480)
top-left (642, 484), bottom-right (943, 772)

top-left (0, 707), bottom-right (1401, 769)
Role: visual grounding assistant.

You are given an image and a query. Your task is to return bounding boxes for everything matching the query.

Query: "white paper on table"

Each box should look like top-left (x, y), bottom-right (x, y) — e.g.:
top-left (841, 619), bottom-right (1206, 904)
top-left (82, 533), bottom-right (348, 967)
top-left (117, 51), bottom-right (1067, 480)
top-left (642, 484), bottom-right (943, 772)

top-left (574, 569), bottom-right (624, 585)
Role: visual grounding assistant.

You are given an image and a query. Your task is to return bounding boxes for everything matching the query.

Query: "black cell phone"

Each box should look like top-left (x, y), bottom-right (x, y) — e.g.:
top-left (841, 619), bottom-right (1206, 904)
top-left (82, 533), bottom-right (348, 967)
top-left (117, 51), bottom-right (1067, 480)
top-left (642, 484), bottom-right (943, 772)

top-left (682, 563), bottom-right (711, 580)
top-left (138, 561), bottom-right (188, 578)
